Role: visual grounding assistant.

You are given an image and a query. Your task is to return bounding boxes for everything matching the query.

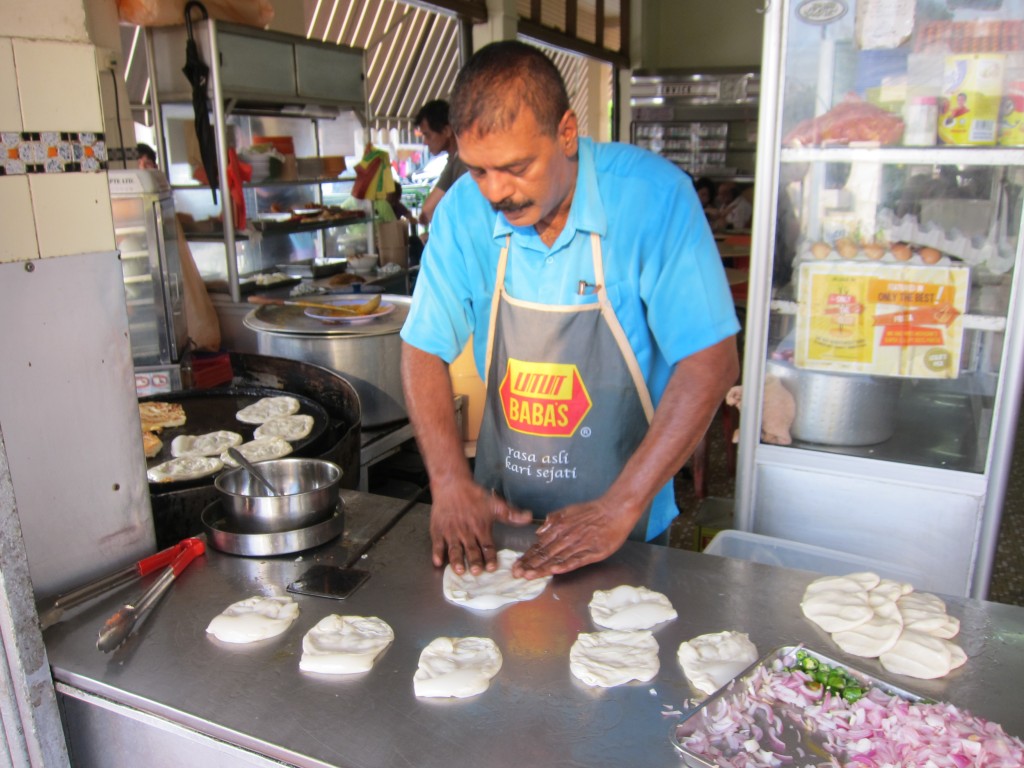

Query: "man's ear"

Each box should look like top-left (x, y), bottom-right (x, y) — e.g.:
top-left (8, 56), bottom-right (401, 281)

top-left (559, 110), bottom-right (579, 157)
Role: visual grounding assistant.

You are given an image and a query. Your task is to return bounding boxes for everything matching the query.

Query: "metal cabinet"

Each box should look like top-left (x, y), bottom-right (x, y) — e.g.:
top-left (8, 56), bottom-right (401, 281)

top-left (736, 0), bottom-right (1024, 599)
top-left (147, 21), bottom-right (372, 302)
top-left (629, 68), bottom-right (760, 182)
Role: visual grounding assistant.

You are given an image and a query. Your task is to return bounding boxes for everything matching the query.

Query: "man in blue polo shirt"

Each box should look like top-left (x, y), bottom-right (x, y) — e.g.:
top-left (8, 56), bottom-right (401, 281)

top-left (400, 41), bottom-right (739, 580)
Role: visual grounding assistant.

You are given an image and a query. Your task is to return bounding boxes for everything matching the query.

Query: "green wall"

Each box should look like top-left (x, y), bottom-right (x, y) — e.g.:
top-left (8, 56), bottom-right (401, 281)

top-left (639, 0), bottom-right (764, 69)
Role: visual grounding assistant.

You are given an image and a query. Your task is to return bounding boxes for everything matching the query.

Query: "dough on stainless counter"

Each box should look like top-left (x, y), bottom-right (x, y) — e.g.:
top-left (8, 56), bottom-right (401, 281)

top-left (588, 585), bottom-right (677, 630)
top-left (299, 615), bottom-right (394, 674)
top-left (569, 630), bottom-right (659, 688)
top-left (442, 549), bottom-right (550, 610)
top-left (206, 595), bottom-right (299, 644)
top-left (413, 636), bottom-right (503, 698)
top-left (677, 630), bottom-right (758, 695)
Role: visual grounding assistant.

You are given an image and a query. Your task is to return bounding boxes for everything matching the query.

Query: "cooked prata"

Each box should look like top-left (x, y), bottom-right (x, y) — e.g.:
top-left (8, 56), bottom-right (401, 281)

top-left (139, 401), bottom-right (186, 432)
top-left (147, 455), bottom-right (223, 483)
top-left (254, 415), bottom-right (314, 442)
top-left (235, 396), bottom-right (301, 424)
top-left (220, 437), bottom-right (293, 466)
top-left (171, 430), bottom-right (243, 457)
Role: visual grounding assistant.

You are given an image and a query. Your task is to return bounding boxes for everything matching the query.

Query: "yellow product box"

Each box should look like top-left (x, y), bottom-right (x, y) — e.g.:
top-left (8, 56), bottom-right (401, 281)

top-left (999, 80), bottom-right (1024, 146)
top-left (938, 54), bottom-right (1004, 146)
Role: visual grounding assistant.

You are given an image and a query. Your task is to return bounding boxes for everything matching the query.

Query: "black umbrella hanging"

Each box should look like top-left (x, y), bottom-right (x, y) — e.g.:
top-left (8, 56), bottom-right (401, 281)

top-left (183, 1), bottom-right (219, 203)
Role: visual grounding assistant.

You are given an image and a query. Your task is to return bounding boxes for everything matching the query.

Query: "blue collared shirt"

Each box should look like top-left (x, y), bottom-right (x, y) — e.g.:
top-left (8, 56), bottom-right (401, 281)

top-left (401, 137), bottom-right (739, 536)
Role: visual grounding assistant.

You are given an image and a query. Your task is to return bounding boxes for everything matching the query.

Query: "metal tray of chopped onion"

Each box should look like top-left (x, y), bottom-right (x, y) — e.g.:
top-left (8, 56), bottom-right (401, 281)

top-left (671, 645), bottom-right (925, 768)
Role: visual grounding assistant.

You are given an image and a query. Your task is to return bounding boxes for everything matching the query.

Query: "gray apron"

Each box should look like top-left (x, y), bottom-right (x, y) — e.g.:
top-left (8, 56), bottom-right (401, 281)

top-left (474, 233), bottom-right (656, 541)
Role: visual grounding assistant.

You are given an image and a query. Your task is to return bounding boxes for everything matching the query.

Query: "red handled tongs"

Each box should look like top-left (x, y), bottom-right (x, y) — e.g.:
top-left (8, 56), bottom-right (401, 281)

top-left (37, 537), bottom-right (204, 631)
top-left (96, 537), bottom-right (206, 653)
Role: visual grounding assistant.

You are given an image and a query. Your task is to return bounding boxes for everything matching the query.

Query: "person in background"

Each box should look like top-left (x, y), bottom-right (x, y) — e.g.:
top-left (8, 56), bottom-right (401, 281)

top-left (386, 181), bottom-right (425, 267)
top-left (694, 176), bottom-right (716, 213)
top-left (710, 181), bottom-right (753, 231)
top-left (415, 100), bottom-right (468, 226)
top-left (137, 143), bottom-right (158, 169)
top-left (387, 181), bottom-right (416, 223)
top-left (133, 142), bottom-right (221, 351)
top-left (400, 41), bottom-right (739, 580)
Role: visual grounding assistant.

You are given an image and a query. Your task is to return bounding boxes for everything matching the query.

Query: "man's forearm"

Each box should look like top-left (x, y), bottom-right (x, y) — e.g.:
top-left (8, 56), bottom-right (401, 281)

top-left (603, 336), bottom-right (740, 514)
top-left (401, 342), bottom-right (474, 486)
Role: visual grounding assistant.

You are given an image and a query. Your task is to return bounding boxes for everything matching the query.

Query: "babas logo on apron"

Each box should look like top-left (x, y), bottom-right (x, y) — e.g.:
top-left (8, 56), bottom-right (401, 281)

top-left (498, 358), bottom-right (592, 437)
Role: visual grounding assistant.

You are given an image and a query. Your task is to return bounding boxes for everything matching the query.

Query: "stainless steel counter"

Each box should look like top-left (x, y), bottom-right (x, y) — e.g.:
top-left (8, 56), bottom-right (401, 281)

top-left (45, 493), bottom-right (1024, 767)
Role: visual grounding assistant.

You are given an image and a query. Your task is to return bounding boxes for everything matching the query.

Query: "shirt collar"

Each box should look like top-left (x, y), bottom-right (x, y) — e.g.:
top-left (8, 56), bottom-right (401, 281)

top-left (491, 137), bottom-right (607, 247)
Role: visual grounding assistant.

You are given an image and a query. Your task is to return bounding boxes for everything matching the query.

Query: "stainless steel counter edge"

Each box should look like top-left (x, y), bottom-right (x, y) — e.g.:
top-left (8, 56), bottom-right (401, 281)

top-left (45, 494), bottom-right (1024, 768)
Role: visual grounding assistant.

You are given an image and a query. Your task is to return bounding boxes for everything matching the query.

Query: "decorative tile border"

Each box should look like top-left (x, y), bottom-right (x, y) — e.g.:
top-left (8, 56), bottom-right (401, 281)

top-left (1, 132), bottom-right (108, 175)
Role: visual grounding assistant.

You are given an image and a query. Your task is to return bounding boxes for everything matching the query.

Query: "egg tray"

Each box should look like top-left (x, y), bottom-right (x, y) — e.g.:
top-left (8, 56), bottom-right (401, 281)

top-left (670, 645), bottom-right (923, 768)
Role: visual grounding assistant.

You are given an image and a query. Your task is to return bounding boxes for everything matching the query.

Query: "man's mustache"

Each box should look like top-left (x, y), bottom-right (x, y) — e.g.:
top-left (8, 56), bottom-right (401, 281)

top-left (491, 198), bottom-right (533, 213)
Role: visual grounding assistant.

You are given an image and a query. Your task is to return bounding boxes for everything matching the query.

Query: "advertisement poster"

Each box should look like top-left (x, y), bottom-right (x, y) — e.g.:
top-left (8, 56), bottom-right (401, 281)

top-left (795, 261), bottom-right (969, 378)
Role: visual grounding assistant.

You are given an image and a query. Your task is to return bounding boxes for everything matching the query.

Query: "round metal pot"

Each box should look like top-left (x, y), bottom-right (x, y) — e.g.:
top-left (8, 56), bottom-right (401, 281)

top-left (245, 295), bottom-right (409, 427)
top-left (214, 458), bottom-right (341, 534)
top-left (767, 360), bottom-right (901, 447)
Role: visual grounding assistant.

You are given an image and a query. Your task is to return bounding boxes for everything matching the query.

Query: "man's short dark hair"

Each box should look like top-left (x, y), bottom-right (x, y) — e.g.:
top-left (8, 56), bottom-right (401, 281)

top-left (137, 143), bottom-right (157, 163)
top-left (450, 41), bottom-right (569, 138)
top-left (414, 100), bottom-right (450, 133)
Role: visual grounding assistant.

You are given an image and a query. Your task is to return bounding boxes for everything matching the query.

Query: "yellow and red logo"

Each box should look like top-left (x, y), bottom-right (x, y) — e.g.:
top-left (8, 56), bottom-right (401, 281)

top-left (498, 358), bottom-right (592, 437)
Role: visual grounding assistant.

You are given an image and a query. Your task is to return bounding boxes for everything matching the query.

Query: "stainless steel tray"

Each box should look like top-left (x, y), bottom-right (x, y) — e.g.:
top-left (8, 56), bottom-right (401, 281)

top-left (201, 501), bottom-right (345, 556)
top-left (671, 645), bottom-right (923, 768)
top-left (275, 258), bottom-right (349, 279)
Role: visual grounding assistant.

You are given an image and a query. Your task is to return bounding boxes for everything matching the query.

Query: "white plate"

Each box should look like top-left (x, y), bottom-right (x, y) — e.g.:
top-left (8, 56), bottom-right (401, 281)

top-left (256, 212), bottom-right (293, 223)
top-left (303, 299), bottom-right (395, 324)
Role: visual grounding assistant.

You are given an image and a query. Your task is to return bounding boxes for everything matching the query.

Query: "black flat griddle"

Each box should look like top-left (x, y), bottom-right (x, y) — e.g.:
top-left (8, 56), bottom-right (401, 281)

top-left (143, 386), bottom-right (330, 494)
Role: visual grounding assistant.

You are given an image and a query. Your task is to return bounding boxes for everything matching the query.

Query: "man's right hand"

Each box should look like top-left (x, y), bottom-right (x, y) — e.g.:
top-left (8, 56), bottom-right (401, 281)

top-left (429, 478), bottom-right (532, 575)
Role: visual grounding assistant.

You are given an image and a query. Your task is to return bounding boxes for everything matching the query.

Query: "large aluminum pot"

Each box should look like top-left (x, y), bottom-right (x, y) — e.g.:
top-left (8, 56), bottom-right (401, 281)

top-left (245, 295), bottom-right (410, 427)
top-left (767, 360), bottom-right (901, 446)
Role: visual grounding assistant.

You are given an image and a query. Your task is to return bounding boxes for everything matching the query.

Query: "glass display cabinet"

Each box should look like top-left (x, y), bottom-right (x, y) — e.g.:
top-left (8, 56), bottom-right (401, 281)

top-left (735, 0), bottom-right (1024, 598)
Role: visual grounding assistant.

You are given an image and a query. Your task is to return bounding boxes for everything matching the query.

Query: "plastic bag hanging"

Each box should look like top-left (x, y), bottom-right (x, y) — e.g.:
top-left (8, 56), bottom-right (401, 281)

top-left (182, 1), bottom-right (220, 203)
top-left (352, 144), bottom-right (394, 201)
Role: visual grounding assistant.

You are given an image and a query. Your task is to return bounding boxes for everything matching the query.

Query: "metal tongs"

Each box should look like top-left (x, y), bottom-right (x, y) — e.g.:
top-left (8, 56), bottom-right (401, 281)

top-left (95, 537), bottom-right (206, 653)
top-left (37, 537), bottom-right (203, 631)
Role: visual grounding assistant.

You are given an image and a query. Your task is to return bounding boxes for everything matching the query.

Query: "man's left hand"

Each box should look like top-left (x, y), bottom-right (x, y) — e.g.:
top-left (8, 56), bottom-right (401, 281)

top-left (511, 499), bottom-right (638, 579)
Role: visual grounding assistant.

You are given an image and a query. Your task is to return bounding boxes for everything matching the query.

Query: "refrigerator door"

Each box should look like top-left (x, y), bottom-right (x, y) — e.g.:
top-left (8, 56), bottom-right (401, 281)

top-left (735, 0), bottom-right (1024, 599)
top-left (110, 170), bottom-right (188, 366)
top-left (153, 193), bottom-right (189, 360)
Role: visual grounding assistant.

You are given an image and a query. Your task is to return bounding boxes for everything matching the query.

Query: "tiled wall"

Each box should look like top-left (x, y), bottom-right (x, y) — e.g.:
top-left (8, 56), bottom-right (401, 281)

top-left (0, 29), bottom-right (115, 263)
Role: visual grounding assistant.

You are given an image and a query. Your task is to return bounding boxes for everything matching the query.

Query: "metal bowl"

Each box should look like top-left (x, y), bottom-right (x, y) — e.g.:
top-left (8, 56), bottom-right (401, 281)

top-left (768, 360), bottom-right (901, 446)
top-left (214, 458), bottom-right (342, 534)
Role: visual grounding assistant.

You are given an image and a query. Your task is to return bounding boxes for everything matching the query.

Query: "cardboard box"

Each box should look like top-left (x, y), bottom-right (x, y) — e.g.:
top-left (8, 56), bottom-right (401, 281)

top-left (376, 220), bottom-right (409, 268)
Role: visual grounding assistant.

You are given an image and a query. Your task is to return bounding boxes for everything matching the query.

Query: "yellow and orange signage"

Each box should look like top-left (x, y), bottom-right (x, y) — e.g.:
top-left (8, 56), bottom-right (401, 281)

top-left (499, 359), bottom-right (593, 437)
top-left (795, 262), bottom-right (969, 378)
